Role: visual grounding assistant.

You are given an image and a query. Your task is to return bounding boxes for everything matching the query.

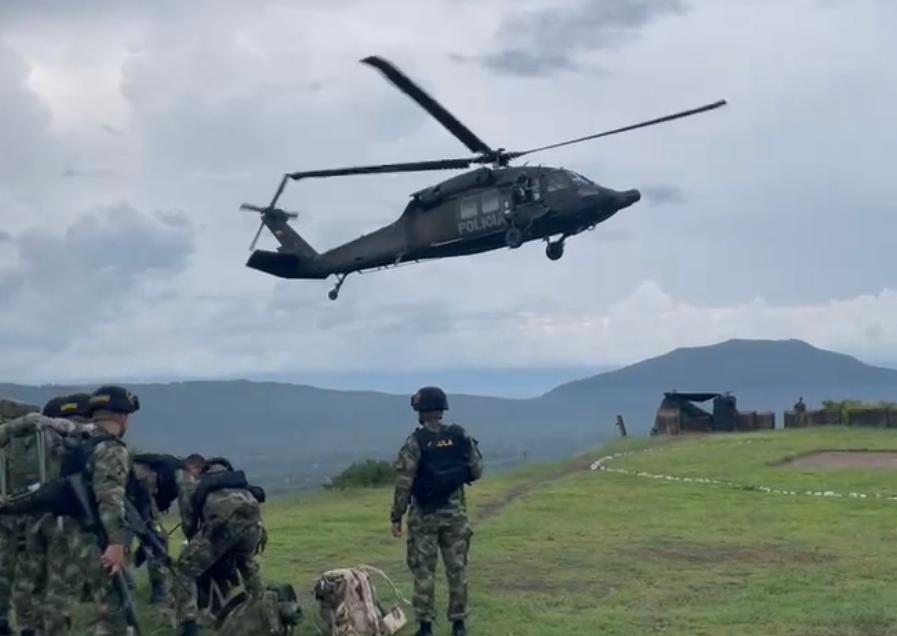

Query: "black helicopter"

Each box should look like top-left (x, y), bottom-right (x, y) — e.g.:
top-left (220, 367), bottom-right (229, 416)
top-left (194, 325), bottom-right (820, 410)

top-left (242, 55), bottom-right (726, 300)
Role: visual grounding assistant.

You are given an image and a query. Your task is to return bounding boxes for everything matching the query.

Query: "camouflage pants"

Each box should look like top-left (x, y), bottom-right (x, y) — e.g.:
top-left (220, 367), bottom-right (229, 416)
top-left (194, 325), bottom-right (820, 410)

top-left (21, 515), bottom-right (83, 636)
top-left (0, 516), bottom-right (22, 626)
top-left (174, 516), bottom-right (264, 624)
top-left (406, 514), bottom-right (473, 623)
top-left (1, 515), bottom-right (42, 632)
top-left (74, 530), bottom-right (129, 636)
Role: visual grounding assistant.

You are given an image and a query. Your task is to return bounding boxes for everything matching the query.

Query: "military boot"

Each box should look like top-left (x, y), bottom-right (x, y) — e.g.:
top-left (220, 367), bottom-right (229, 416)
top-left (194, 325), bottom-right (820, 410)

top-left (452, 620), bottom-right (467, 636)
top-left (415, 621), bottom-right (433, 636)
top-left (178, 620), bottom-right (201, 636)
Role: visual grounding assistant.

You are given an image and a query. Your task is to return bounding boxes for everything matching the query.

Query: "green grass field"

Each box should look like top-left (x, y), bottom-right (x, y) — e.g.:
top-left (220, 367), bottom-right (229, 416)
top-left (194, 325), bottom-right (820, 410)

top-left (122, 428), bottom-right (897, 634)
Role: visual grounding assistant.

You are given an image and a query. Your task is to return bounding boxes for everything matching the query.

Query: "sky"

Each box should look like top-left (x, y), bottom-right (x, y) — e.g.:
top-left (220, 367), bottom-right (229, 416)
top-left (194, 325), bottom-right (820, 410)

top-left (0, 0), bottom-right (895, 389)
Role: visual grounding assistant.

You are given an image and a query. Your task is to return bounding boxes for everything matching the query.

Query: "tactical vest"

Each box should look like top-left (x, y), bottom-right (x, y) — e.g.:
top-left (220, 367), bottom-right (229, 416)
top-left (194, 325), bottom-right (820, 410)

top-left (133, 453), bottom-right (182, 513)
top-left (411, 424), bottom-right (472, 510)
top-left (191, 470), bottom-right (266, 526)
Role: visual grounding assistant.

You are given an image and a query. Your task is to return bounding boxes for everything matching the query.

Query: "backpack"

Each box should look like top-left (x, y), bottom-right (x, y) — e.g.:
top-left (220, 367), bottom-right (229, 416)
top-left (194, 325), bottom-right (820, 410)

top-left (411, 424), bottom-right (474, 511)
top-left (215, 583), bottom-right (302, 636)
top-left (313, 566), bottom-right (408, 636)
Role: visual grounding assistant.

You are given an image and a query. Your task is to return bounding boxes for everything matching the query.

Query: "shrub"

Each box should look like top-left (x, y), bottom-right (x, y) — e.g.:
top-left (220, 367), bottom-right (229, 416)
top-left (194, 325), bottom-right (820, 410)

top-left (325, 459), bottom-right (395, 490)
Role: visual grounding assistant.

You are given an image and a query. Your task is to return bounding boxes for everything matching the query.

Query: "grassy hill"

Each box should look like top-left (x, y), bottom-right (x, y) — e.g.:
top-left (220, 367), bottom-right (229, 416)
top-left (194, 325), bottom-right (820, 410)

top-left (119, 426), bottom-right (897, 635)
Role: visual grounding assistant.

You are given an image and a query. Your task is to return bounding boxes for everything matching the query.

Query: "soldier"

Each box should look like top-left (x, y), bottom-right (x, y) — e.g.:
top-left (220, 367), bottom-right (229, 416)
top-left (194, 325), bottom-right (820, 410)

top-left (794, 397), bottom-right (807, 426)
top-left (131, 454), bottom-right (180, 608)
top-left (391, 386), bottom-right (482, 636)
top-left (76, 385), bottom-right (141, 636)
top-left (0, 398), bottom-right (41, 636)
top-left (22, 393), bottom-right (95, 636)
top-left (173, 454), bottom-right (266, 636)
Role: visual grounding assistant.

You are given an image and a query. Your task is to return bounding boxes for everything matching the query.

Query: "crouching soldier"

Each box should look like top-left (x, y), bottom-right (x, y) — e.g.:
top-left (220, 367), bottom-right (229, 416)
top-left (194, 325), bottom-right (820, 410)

top-left (391, 387), bottom-right (483, 636)
top-left (174, 454), bottom-right (267, 636)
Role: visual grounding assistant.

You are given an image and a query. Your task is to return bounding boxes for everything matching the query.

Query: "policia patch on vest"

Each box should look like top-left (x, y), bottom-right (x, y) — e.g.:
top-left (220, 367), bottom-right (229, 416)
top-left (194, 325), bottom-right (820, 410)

top-left (411, 424), bottom-right (474, 511)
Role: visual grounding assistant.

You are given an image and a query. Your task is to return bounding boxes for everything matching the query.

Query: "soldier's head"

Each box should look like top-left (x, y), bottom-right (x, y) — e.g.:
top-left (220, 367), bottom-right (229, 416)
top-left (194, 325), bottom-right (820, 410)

top-left (411, 386), bottom-right (449, 424)
top-left (88, 385), bottom-right (140, 437)
top-left (183, 453), bottom-right (207, 478)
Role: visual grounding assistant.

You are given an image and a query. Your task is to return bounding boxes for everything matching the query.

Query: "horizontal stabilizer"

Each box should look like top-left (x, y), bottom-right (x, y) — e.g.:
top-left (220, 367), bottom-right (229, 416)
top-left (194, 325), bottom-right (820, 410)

top-left (246, 250), bottom-right (328, 280)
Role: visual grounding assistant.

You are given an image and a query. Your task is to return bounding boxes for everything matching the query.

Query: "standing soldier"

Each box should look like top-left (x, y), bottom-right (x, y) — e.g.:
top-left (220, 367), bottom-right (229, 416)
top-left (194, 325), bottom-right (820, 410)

top-left (24, 393), bottom-right (94, 636)
top-left (391, 387), bottom-right (482, 636)
top-left (173, 454), bottom-right (266, 636)
top-left (794, 397), bottom-right (807, 426)
top-left (0, 398), bottom-right (41, 636)
top-left (77, 385), bottom-right (141, 636)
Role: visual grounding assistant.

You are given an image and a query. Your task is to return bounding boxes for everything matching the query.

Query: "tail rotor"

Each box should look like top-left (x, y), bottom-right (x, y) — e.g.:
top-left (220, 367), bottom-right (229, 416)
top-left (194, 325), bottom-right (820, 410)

top-left (240, 203), bottom-right (300, 251)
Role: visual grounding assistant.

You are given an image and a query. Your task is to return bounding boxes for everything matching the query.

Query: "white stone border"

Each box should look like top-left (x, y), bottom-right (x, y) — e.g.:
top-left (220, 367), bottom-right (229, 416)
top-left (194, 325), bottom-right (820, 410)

top-left (588, 442), bottom-right (897, 502)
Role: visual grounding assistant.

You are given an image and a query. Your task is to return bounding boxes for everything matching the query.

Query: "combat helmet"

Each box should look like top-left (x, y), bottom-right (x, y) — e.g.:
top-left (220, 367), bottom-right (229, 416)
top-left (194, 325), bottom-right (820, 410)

top-left (88, 385), bottom-right (140, 415)
top-left (411, 386), bottom-right (449, 412)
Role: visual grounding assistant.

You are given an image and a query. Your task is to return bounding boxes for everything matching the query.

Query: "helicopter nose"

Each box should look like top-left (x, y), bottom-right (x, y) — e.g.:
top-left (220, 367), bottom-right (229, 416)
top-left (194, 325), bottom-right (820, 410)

top-left (618, 189), bottom-right (641, 208)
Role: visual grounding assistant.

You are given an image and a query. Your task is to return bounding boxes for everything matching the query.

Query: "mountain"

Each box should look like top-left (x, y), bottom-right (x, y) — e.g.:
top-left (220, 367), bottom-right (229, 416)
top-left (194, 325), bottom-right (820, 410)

top-left (3, 339), bottom-right (895, 490)
top-left (547, 339), bottom-right (897, 395)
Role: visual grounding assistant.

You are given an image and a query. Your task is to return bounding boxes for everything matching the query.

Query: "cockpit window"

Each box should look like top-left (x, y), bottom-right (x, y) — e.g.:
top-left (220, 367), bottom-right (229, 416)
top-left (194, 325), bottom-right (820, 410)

top-left (564, 170), bottom-right (593, 185)
top-left (545, 172), bottom-right (570, 192)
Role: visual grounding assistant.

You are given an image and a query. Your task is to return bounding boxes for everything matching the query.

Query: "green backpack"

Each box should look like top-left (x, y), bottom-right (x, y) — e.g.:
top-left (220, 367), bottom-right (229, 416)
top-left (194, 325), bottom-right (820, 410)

top-left (0, 399), bottom-right (41, 498)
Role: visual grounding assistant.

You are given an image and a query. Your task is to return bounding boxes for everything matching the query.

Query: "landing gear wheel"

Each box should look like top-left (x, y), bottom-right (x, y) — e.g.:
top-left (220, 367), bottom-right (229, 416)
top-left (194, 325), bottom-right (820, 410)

top-left (505, 227), bottom-right (523, 249)
top-left (328, 274), bottom-right (349, 301)
top-left (546, 241), bottom-right (565, 261)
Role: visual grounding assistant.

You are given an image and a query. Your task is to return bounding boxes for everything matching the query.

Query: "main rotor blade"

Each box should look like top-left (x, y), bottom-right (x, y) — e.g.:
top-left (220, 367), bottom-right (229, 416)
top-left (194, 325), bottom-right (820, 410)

top-left (288, 157), bottom-right (475, 180)
top-left (249, 220), bottom-right (265, 252)
top-left (240, 203), bottom-right (267, 213)
top-left (361, 55), bottom-right (493, 155)
top-left (508, 99), bottom-right (727, 159)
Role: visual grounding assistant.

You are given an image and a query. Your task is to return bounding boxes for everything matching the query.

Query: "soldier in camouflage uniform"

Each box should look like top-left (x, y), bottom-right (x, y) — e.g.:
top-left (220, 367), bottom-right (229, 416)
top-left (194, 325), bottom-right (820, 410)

top-left (391, 386), bottom-right (482, 636)
top-left (0, 398), bottom-right (41, 636)
top-left (31, 394), bottom-right (95, 636)
top-left (76, 385), bottom-right (141, 636)
top-left (173, 454), bottom-right (266, 636)
top-left (132, 458), bottom-right (173, 607)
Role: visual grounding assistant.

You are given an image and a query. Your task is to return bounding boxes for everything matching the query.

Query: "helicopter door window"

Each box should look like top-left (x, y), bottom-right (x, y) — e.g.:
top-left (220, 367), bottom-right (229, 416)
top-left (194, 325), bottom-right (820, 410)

top-left (460, 197), bottom-right (479, 220)
top-left (482, 191), bottom-right (500, 214)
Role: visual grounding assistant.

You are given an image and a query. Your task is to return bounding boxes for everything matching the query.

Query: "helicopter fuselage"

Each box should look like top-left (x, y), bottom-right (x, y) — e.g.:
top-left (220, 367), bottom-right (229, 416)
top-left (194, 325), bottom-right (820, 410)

top-left (246, 166), bottom-right (640, 280)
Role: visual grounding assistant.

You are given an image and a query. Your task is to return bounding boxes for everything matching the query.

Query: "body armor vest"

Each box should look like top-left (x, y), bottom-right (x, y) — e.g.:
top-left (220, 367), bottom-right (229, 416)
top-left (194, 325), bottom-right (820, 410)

top-left (411, 424), bottom-right (471, 510)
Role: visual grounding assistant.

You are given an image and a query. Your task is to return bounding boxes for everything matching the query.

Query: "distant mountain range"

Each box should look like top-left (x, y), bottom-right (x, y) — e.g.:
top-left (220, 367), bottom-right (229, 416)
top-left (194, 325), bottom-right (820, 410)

top-left (3, 339), bottom-right (895, 490)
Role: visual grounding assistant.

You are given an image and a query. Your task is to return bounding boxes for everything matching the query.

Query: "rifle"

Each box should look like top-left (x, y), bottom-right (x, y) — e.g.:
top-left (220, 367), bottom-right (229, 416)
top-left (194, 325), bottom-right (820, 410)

top-left (68, 474), bottom-right (143, 636)
top-left (125, 497), bottom-right (172, 568)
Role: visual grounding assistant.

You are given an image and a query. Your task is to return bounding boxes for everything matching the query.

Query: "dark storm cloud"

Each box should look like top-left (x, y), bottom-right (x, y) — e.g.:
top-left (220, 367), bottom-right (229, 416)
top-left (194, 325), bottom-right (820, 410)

top-left (474, 0), bottom-right (686, 76)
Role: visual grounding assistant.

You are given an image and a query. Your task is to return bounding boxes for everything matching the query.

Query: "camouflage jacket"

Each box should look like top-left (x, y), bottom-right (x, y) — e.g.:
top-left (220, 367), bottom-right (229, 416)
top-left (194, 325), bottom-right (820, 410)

top-left (391, 421), bottom-right (483, 523)
top-left (86, 423), bottom-right (131, 546)
top-left (177, 465), bottom-right (260, 537)
top-left (133, 462), bottom-right (161, 519)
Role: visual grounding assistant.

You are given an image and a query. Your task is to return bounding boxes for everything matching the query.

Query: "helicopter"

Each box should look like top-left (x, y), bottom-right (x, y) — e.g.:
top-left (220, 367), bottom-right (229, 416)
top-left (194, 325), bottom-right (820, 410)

top-left (241, 55), bottom-right (726, 300)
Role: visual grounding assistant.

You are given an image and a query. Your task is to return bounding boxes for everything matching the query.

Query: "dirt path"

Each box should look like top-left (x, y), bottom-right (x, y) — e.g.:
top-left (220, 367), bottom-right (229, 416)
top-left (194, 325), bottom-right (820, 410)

top-left (474, 454), bottom-right (594, 522)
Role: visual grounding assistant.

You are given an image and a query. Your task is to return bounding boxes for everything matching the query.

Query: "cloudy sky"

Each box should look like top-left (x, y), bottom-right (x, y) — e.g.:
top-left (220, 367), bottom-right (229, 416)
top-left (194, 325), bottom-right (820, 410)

top-left (1, 0), bottom-right (895, 391)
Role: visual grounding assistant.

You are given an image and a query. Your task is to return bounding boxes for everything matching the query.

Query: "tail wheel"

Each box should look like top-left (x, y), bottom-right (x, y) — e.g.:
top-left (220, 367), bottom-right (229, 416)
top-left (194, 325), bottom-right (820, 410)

top-left (546, 241), bottom-right (565, 261)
